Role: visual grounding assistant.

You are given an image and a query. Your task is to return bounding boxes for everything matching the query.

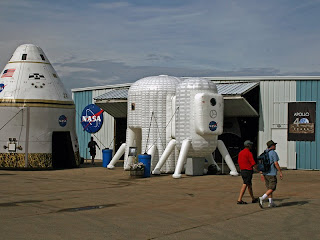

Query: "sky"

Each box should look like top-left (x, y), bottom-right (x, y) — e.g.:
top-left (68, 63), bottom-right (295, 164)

top-left (1, 0), bottom-right (320, 92)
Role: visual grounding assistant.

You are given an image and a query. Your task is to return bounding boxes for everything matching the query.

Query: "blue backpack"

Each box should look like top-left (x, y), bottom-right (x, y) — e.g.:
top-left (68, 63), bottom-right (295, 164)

top-left (257, 150), bottom-right (271, 172)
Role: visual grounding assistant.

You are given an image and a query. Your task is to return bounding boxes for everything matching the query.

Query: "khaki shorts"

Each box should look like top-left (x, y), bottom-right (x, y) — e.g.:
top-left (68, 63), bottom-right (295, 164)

top-left (264, 175), bottom-right (277, 191)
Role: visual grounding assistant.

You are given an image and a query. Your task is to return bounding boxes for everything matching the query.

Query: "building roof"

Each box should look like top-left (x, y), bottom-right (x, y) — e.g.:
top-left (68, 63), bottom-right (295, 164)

top-left (72, 83), bottom-right (131, 93)
top-left (94, 82), bottom-right (259, 100)
top-left (216, 82), bottom-right (258, 95)
top-left (94, 88), bottom-right (128, 100)
top-left (71, 76), bottom-right (320, 93)
top-left (93, 82), bottom-right (260, 118)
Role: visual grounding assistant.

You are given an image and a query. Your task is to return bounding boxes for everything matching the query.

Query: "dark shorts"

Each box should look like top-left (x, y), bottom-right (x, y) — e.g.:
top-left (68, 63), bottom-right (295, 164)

top-left (240, 170), bottom-right (253, 185)
top-left (264, 175), bottom-right (277, 191)
top-left (89, 150), bottom-right (96, 157)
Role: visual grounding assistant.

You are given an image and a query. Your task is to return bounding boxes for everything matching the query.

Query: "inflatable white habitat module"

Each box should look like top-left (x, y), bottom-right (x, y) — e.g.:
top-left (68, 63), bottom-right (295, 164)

top-left (0, 44), bottom-right (80, 169)
top-left (108, 75), bottom-right (238, 178)
top-left (109, 75), bottom-right (181, 172)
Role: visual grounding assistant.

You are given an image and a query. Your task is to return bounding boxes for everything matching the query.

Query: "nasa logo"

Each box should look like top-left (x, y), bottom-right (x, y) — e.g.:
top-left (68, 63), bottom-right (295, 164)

top-left (81, 104), bottom-right (104, 133)
top-left (59, 115), bottom-right (67, 127)
top-left (0, 83), bottom-right (5, 92)
top-left (209, 121), bottom-right (218, 131)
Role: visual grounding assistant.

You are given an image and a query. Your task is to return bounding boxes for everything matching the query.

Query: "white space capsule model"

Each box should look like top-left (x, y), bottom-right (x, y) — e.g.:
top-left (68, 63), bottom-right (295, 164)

top-left (108, 75), bottom-right (238, 178)
top-left (0, 44), bottom-right (80, 169)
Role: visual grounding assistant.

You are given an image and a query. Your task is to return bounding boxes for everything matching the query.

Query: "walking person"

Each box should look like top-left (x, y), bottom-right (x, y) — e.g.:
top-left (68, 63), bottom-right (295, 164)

top-left (88, 137), bottom-right (100, 165)
top-left (237, 140), bottom-right (259, 204)
top-left (259, 140), bottom-right (283, 208)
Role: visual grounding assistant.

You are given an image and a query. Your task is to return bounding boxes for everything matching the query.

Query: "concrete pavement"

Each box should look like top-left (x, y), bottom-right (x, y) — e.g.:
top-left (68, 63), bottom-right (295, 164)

top-left (0, 161), bottom-right (319, 239)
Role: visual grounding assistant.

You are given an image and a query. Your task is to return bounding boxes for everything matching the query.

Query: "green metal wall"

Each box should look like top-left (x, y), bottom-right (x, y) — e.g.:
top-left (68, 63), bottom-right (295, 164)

top-left (296, 80), bottom-right (320, 170)
top-left (73, 91), bottom-right (92, 159)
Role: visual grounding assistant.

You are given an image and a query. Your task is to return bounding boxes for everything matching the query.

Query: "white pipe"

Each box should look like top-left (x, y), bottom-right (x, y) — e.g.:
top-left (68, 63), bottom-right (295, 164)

top-left (217, 140), bottom-right (238, 176)
top-left (152, 139), bottom-right (176, 175)
top-left (124, 128), bottom-right (136, 170)
top-left (206, 154), bottom-right (221, 172)
top-left (172, 139), bottom-right (191, 179)
top-left (107, 143), bottom-right (126, 169)
top-left (147, 145), bottom-right (156, 164)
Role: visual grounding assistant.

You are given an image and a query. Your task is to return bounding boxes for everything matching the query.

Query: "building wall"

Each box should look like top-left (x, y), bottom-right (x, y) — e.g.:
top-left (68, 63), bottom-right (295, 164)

top-left (73, 90), bottom-right (92, 159)
top-left (296, 80), bottom-right (320, 170)
top-left (92, 89), bottom-right (115, 160)
top-left (72, 89), bottom-right (115, 160)
top-left (258, 80), bottom-right (296, 169)
top-left (73, 78), bottom-right (320, 169)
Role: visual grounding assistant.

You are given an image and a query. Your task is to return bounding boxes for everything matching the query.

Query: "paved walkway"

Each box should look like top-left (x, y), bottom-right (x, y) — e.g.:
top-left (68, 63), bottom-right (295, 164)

top-left (0, 162), bottom-right (319, 239)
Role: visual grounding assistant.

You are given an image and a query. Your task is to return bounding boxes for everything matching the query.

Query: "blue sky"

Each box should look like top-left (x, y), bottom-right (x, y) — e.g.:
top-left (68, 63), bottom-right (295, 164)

top-left (1, 0), bottom-right (320, 91)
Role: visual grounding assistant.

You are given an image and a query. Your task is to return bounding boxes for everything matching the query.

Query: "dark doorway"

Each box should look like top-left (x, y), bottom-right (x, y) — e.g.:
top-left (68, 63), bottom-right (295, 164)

top-left (215, 116), bottom-right (259, 165)
top-left (52, 131), bottom-right (76, 169)
top-left (115, 118), bottom-right (127, 160)
top-left (214, 85), bottom-right (260, 166)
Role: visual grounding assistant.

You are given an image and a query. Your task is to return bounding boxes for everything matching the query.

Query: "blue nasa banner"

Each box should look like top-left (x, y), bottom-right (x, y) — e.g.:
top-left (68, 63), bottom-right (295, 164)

top-left (81, 104), bottom-right (104, 133)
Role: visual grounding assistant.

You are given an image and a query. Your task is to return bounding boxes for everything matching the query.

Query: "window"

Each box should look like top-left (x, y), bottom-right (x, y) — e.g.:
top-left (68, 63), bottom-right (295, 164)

top-left (22, 54), bottom-right (27, 60)
top-left (40, 54), bottom-right (45, 61)
top-left (210, 98), bottom-right (216, 106)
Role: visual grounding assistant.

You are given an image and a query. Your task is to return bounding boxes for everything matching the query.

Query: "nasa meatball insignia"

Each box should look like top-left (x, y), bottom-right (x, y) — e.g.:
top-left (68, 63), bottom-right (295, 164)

top-left (81, 104), bottom-right (104, 133)
top-left (59, 115), bottom-right (67, 127)
top-left (209, 121), bottom-right (218, 131)
top-left (0, 84), bottom-right (5, 92)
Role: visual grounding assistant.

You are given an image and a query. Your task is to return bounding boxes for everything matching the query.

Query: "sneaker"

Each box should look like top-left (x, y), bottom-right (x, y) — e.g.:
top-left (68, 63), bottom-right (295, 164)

top-left (258, 197), bottom-right (264, 209)
top-left (268, 202), bottom-right (277, 208)
top-left (252, 198), bottom-right (259, 203)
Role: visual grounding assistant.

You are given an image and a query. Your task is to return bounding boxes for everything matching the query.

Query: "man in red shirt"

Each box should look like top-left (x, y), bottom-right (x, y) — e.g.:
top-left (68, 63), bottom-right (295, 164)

top-left (237, 140), bottom-right (259, 204)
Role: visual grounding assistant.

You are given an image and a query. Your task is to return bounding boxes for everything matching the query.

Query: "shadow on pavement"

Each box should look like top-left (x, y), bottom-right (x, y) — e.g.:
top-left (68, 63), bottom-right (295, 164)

top-left (278, 201), bottom-right (309, 207)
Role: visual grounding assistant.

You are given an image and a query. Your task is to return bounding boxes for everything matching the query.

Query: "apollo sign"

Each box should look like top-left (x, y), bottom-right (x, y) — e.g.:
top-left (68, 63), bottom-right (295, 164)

top-left (288, 102), bottom-right (316, 141)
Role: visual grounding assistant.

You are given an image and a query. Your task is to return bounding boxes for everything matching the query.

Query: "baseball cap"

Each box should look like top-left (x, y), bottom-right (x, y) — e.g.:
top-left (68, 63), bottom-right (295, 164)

top-left (267, 140), bottom-right (277, 148)
top-left (244, 140), bottom-right (253, 147)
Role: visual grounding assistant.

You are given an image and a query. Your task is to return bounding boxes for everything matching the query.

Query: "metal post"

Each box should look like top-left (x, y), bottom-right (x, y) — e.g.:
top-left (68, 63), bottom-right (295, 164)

top-left (222, 156), bottom-right (224, 174)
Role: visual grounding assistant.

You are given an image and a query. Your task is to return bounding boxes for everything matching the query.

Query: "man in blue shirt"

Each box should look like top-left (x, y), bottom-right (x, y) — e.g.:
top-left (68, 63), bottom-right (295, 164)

top-left (259, 140), bottom-right (283, 208)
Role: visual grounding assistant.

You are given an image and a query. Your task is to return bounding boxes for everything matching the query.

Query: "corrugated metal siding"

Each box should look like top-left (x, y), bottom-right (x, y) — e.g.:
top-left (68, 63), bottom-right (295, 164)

top-left (93, 83), bottom-right (259, 100)
top-left (92, 90), bottom-right (115, 160)
top-left (217, 82), bottom-right (259, 95)
top-left (296, 80), bottom-right (320, 170)
top-left (258, 80), bottom-right (296, 168)
top-left (73, 91), bottom-right (92, 159)
top-left (94, 88), bottom-right (128, 100)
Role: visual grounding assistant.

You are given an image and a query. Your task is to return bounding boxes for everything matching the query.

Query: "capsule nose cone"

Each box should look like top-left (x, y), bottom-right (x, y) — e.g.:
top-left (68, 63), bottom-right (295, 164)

top-left (9, 44), bottom-right (49, 63)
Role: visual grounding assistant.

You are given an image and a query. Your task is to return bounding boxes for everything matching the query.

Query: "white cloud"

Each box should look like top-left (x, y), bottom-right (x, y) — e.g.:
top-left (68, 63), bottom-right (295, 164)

top-left (1, 0), bottom-right (320, 86)
top-left (89, 76), bottom-right (121, 85)
top-left (54, 66), bottom-right (98, 77)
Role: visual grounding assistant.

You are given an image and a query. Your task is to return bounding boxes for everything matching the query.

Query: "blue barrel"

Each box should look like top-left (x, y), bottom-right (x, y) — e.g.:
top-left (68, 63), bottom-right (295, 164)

top-left (138, 154), bottom-right (151, 177)
top-left (102, 149), bottom-right (113, 168)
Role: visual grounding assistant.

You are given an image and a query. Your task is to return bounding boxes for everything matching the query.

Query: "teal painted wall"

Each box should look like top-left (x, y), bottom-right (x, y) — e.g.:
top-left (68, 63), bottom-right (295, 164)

top-left (73, 91), bottom-right (92, 159)
top-left (296, 80), bottom-right (320, 170)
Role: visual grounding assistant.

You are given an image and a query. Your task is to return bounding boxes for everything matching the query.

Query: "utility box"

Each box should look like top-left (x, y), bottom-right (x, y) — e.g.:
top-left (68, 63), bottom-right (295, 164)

top-left (185, 158), bottom-right (205, 176)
